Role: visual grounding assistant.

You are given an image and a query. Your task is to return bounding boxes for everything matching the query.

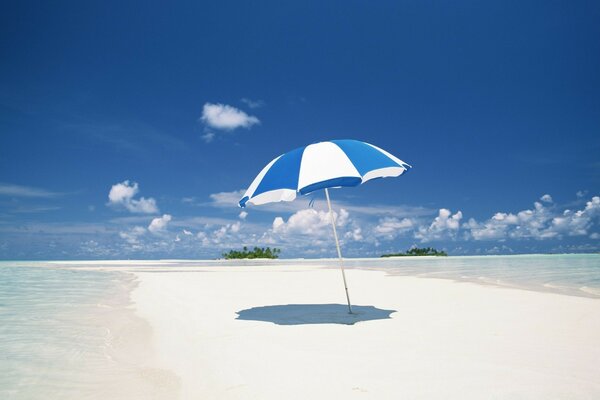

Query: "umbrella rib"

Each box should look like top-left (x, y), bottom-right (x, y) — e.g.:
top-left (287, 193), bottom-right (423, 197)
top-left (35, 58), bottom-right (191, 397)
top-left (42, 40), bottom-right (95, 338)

top-left (325, 188), bottom-right (353, 314)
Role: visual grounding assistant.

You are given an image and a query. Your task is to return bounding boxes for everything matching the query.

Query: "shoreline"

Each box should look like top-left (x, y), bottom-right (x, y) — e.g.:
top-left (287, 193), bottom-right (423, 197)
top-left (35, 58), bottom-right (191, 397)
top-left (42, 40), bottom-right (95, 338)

top-left (16, 254), bottom-right (597, 300)
top-left (105, 271), bottom-right (181, 399)
top-left (0, 266), bottom-right (180, 400)
top-left (0, 252), bottom-right (598, 265)
top-left (130, 264), bottom-right (600, 399)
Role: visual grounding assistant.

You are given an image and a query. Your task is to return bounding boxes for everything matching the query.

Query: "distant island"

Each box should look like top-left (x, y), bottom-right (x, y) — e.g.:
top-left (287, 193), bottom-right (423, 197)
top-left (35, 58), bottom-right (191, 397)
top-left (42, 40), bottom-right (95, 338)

top-left (222, 246), bottom-right (281, 259)
top-left (381, 247), bottom-right (448, 257)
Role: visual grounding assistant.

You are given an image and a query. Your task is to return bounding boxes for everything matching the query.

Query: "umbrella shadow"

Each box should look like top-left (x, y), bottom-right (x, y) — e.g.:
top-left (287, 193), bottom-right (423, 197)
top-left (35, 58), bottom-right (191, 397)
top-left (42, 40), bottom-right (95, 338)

top-left (235, 303), bottom-right (396, 326)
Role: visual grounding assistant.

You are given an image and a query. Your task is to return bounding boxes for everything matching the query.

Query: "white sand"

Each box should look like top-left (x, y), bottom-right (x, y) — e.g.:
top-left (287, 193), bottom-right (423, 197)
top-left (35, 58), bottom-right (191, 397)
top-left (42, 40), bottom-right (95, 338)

top-left (131, 265), bottom-right (600, 399)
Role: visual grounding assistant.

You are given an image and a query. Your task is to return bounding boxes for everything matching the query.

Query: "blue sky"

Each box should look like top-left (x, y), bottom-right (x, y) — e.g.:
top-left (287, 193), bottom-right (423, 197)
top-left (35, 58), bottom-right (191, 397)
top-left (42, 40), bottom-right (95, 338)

top-left (1, 1), bottom-right (599, 259)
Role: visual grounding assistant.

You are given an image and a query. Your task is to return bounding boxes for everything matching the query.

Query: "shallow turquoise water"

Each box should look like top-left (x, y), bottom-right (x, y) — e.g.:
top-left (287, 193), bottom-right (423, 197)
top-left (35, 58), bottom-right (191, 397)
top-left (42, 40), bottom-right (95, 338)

top-left (258, 254), bottom-right (600, 297)
top-left (346, 254), bottom-right (600, 298)
top-left (0, 264), bottom-right (174, 399)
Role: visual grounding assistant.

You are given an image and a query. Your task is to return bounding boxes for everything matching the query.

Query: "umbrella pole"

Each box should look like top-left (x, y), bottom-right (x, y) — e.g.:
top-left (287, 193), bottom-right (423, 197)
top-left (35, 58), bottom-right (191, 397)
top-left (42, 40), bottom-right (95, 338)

top-left (324, 188), bottom-right (353, 314)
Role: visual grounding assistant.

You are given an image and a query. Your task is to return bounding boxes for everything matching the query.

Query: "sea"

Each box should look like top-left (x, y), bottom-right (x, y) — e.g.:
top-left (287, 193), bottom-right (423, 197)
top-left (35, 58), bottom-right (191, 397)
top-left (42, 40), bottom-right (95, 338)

top-left (0, 263), bottom-right (178, 400)
top-left (0, 254), bottom-right (599, 398)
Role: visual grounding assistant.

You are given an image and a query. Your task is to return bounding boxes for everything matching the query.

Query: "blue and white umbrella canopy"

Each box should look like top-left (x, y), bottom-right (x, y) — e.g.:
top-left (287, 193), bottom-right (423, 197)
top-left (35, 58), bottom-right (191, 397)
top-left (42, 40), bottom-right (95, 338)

top-left (238, 139), bottom-right (411, 314)
top-left (239, 139), bottom-right (411, 207)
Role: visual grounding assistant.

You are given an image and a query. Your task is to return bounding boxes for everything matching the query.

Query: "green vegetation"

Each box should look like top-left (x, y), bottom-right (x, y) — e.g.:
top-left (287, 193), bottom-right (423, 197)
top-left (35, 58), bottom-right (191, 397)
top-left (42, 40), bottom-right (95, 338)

top-left (222, 246), bottom-right (281, 259)
top-left (381, 247), bottom-right (448, 257)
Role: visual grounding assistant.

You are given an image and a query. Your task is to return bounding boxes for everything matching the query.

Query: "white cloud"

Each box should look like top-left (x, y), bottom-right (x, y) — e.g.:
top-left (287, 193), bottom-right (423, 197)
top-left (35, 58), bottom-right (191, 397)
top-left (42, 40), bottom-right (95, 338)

top-left (186, 191), bottom-right (600, 254)
top-left (463, 195), bottom-right (600, 241)
top-left (230, 221), bottom-right (241, 233)
top-left (272, 208), bottom-right (348, 236)
top-left (200, 221), bottom-right (244, 246)
top-left (465, 202), bottom-right (553, 240)
top-left (108, 181), bottom-right (138, 203)
top-left (345, 227), bottom-right (363, 241)
top-left (366, 194), bottom-right (598, 244)
top-left (464, 212), bottom-right (520, 241)
top-left (196, 231), bottom-right (209, 246)
top-left (374, 217), bottom-right (414, 239)
top-left (209, 190), bottom-right (246, 207)
top-left (272, 217), bottom-right (284, 231)
top-left (186, 218), bottom-right (264, 250)
top-left (201, 132), bottom-right (215, 143)
top-left (107, 180), bottom-right (158, 214)
top-left (125, 196), bottom-right (158, 214)
top-left (546, 196), bottom-right (600, 238)
top-left (0, 183), bottom-right (62, 198)
top-left (256, 209), bottom-right (361, 257)
top-left (415, 209), bottom-right (463, 242)
top-left (148, 214), bottom-right (172, 233)
top-left (119, 226), bottom-right (146, 245)
top-left (214, 226), bottom-right (228, 240)
top-left (201, 103), bottom-right (260, 131)
top-left (8, 187), bottom-right (598, 259)
top-left (240, 98), bottom-right (264, 109)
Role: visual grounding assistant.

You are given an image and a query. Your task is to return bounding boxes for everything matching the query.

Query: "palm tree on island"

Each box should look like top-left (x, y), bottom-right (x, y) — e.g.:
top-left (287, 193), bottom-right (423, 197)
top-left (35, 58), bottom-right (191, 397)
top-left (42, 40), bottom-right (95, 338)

top-left (381, 247), bottom-right (448, 257)
top-left (222, 246), bottom-right (281, 259)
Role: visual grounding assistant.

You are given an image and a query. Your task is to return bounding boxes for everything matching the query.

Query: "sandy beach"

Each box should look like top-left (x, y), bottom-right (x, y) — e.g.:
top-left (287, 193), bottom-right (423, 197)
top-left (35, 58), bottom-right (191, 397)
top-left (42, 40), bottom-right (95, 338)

top-left (129, 264), bottom-right (600, 399)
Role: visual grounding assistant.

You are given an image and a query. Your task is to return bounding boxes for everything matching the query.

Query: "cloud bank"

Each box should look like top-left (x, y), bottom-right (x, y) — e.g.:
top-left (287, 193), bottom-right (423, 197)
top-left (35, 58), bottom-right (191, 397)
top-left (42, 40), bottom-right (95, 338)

top-left (464, 196), bottom-right (600, 241)
top-left (9, 190), bottom-right (596, 260)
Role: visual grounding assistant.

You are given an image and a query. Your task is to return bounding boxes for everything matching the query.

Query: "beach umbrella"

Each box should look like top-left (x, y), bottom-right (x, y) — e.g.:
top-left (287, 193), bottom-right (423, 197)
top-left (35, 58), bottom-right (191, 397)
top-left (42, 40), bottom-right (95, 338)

top-left (239, 139), bottom-right (411, 313)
